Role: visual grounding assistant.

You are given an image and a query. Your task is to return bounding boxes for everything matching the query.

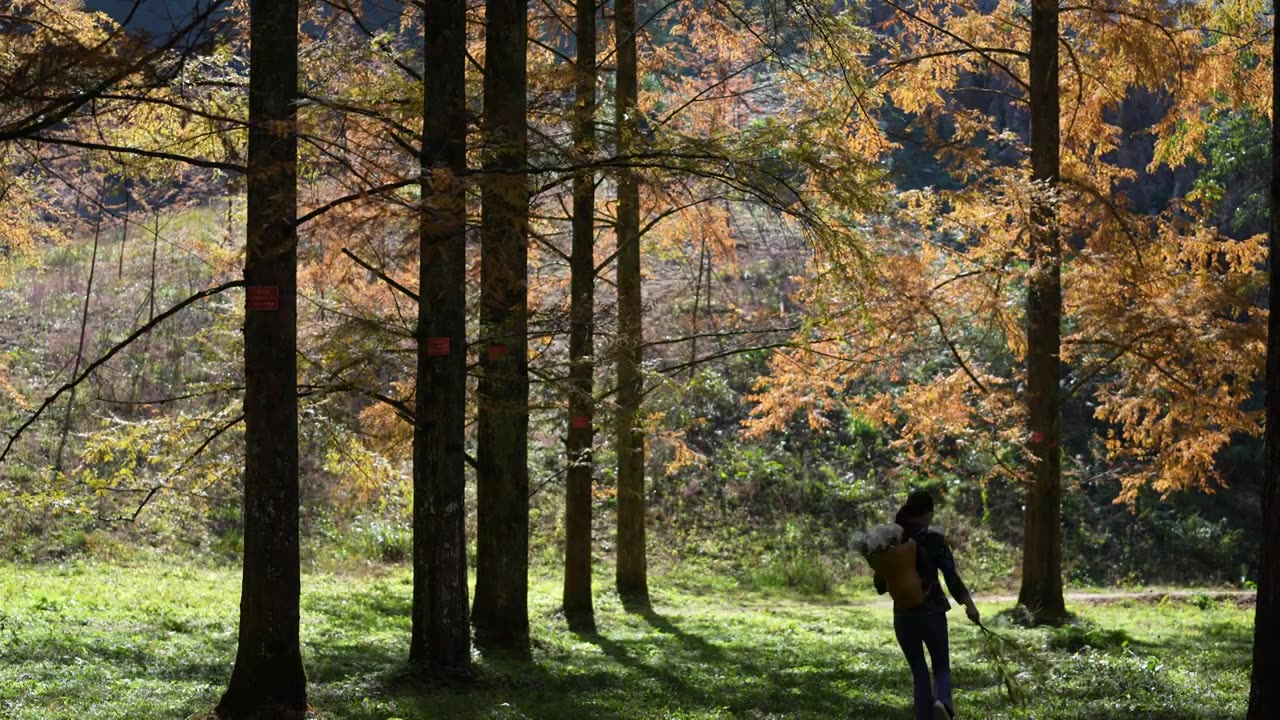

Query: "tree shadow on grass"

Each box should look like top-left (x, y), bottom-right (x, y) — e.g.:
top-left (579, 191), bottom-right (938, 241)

top-left (0, 619), bottom-right (230, 719)
top-left (302, 580), bottom-right (412, 629)
top-left (300, 581), bottom-right (410, 683)
top-left (1128, 618), bottom-right (1254, 675)
top-left (585, 606), bottom-right (913, 719)
top-left (953, 614), bottom-right (1252, 720)
top-left (357, 605), bottom-right (913, 720)
top-left (574, 625), bottom-right (718, 708)
top-left (1, 580), bottom-right (415, 715)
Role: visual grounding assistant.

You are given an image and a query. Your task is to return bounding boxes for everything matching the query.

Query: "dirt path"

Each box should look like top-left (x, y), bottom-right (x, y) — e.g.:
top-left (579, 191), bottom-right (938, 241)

top-left (978, 589), bottom-right (1254, 605)
top-left (864, 589), bottom-right (1257, 608)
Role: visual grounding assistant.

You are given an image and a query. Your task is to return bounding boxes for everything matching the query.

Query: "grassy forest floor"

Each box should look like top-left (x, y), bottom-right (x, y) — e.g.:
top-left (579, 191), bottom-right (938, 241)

top-left (0, 561), bottom-right (1253, 720)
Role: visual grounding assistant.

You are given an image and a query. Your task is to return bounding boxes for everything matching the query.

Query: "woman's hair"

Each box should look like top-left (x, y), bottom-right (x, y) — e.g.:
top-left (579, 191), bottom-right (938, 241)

top-left (894, 490), bottom-right (935, 527)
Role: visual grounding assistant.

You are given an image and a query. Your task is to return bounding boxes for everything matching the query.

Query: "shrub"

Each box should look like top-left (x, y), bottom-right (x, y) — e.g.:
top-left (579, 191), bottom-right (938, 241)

top-left (751, 518), bottom-right (840, 595)
top-left (755, 552), bottom-right (835, 595)
top-left (1047, 621), bottom-right (1135, 653)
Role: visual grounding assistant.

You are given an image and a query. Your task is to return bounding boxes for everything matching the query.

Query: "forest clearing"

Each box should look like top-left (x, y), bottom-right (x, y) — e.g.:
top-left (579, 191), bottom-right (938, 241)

top-left (0, 562), bottom-right (1255, 719)
top-left (0, 0), bottom-right (1277, 718)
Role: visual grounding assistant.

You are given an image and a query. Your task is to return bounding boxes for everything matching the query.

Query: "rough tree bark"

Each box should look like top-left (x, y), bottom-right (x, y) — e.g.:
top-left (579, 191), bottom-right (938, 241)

top-left (216, 0), bottom-right (307, 715)
top-left (1016, 0), bottom-right (1067, 625)
top-left (614, 0), bottom-right (649, 608)
top-left (1247, 16), bottom-right (1280, 718)
top-left (472, 0), bottom-right (531, 653)
top-left (411, 0), bottom-right (471, 672)
top-left (564, 0), bottom-right (598, 634)
top-left (410, 0), bottom-right (471, 672)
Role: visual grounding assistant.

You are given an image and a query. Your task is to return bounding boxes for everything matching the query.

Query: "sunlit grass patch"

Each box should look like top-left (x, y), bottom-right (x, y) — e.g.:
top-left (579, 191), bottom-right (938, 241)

top-left (0, 561), bottom-right (1253, 719)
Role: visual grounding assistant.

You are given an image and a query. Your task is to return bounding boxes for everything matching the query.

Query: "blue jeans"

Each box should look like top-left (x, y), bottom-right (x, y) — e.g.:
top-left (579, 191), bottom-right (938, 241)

top-left (893, 612), bottom-right (952, 720)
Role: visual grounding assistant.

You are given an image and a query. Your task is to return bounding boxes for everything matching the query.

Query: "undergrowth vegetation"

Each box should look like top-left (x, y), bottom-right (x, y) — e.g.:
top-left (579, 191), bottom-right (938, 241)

top-left (0, 205), bottom-right (1264, 594)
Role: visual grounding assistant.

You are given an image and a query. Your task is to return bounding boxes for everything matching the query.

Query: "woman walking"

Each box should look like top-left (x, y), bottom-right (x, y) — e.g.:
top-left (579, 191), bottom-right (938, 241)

top-left (873, 491), bottom-right (981, 720)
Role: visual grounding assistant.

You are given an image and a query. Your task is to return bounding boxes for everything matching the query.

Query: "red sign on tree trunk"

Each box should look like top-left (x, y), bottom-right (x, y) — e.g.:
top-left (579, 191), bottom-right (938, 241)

top-left (246, 286), bottom-right (280, 311)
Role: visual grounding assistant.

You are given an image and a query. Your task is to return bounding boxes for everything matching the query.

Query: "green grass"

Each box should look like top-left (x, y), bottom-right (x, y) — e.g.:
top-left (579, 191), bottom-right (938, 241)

top-left (0, 561), bottom-right (1254, 719)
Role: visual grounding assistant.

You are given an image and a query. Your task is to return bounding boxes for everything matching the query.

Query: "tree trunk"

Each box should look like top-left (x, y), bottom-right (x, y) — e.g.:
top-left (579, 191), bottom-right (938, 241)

top-left (1247, 19), bottom-right (1280, 718)
top-left (689, 239), bottom-right (706, 381)
top-left (410, 0), bottom-right (471, 673)
top-left (1016, 0), bottom-right (1066, 626)
top-left (614, 0), bottom-right (649, 608)
top-left (472, 0), bottom-right (531, 654)
top-left (216, 0), bottom-right (307, 715)
top-left (54, 209), bottom-right (101, 476)
top-left (118, 182), bottom-right (129, 280)
top-left (149, 209), bottom-right (159, 320)
top-left (563, 0), bottom-right (598, 634)
top-left (129, 209), bottom-right (160, 403)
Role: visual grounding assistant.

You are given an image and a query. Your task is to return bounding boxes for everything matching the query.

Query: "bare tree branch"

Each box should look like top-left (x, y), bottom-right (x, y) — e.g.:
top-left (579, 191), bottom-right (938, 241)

top-left (340, 247), bottom-right (419, 301)
top-left (23, 134), bottom-right (246, 173)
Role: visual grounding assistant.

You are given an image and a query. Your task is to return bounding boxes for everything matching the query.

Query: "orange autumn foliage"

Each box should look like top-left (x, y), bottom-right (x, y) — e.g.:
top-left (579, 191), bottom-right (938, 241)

top-left (746, 0), bottom-right (1270, 502)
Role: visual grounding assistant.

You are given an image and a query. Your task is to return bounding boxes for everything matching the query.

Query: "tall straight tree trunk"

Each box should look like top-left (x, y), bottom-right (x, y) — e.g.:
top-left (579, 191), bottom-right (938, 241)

top-left (118, 182), bottom-right (129, 280)
top-left (129, 210), bottom-right (161, 402)
top-left (217, 0), bottom-right (306, 714)
top-left (563, 0), bottom-right (598, 634)
top-left (1017, 0), bottom-right (1066, 625)
top-left (689, 238), bottom-right (707, 380)
top-left (472, 0), bottom-right (530, 654)
top-left (410, 0), bottom-right (470, 672)
top-left (614, 0), bottom-right (648, 608)
top-left (54, 209), bottom-right (101, 476)
top-left (149, 209), bottom-right (159, 320)
top-left (1247, 19), bottom-right (1280, 718)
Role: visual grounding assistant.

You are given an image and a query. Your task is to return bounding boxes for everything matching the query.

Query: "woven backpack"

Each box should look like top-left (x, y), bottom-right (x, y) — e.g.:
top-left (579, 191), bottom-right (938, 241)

top-left (873, 538), bottom-right (926, 610)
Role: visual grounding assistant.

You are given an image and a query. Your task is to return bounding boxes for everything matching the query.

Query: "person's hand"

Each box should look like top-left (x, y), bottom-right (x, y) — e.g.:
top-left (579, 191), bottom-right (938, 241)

top-left (965, 601), bottom-right (981, 626)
